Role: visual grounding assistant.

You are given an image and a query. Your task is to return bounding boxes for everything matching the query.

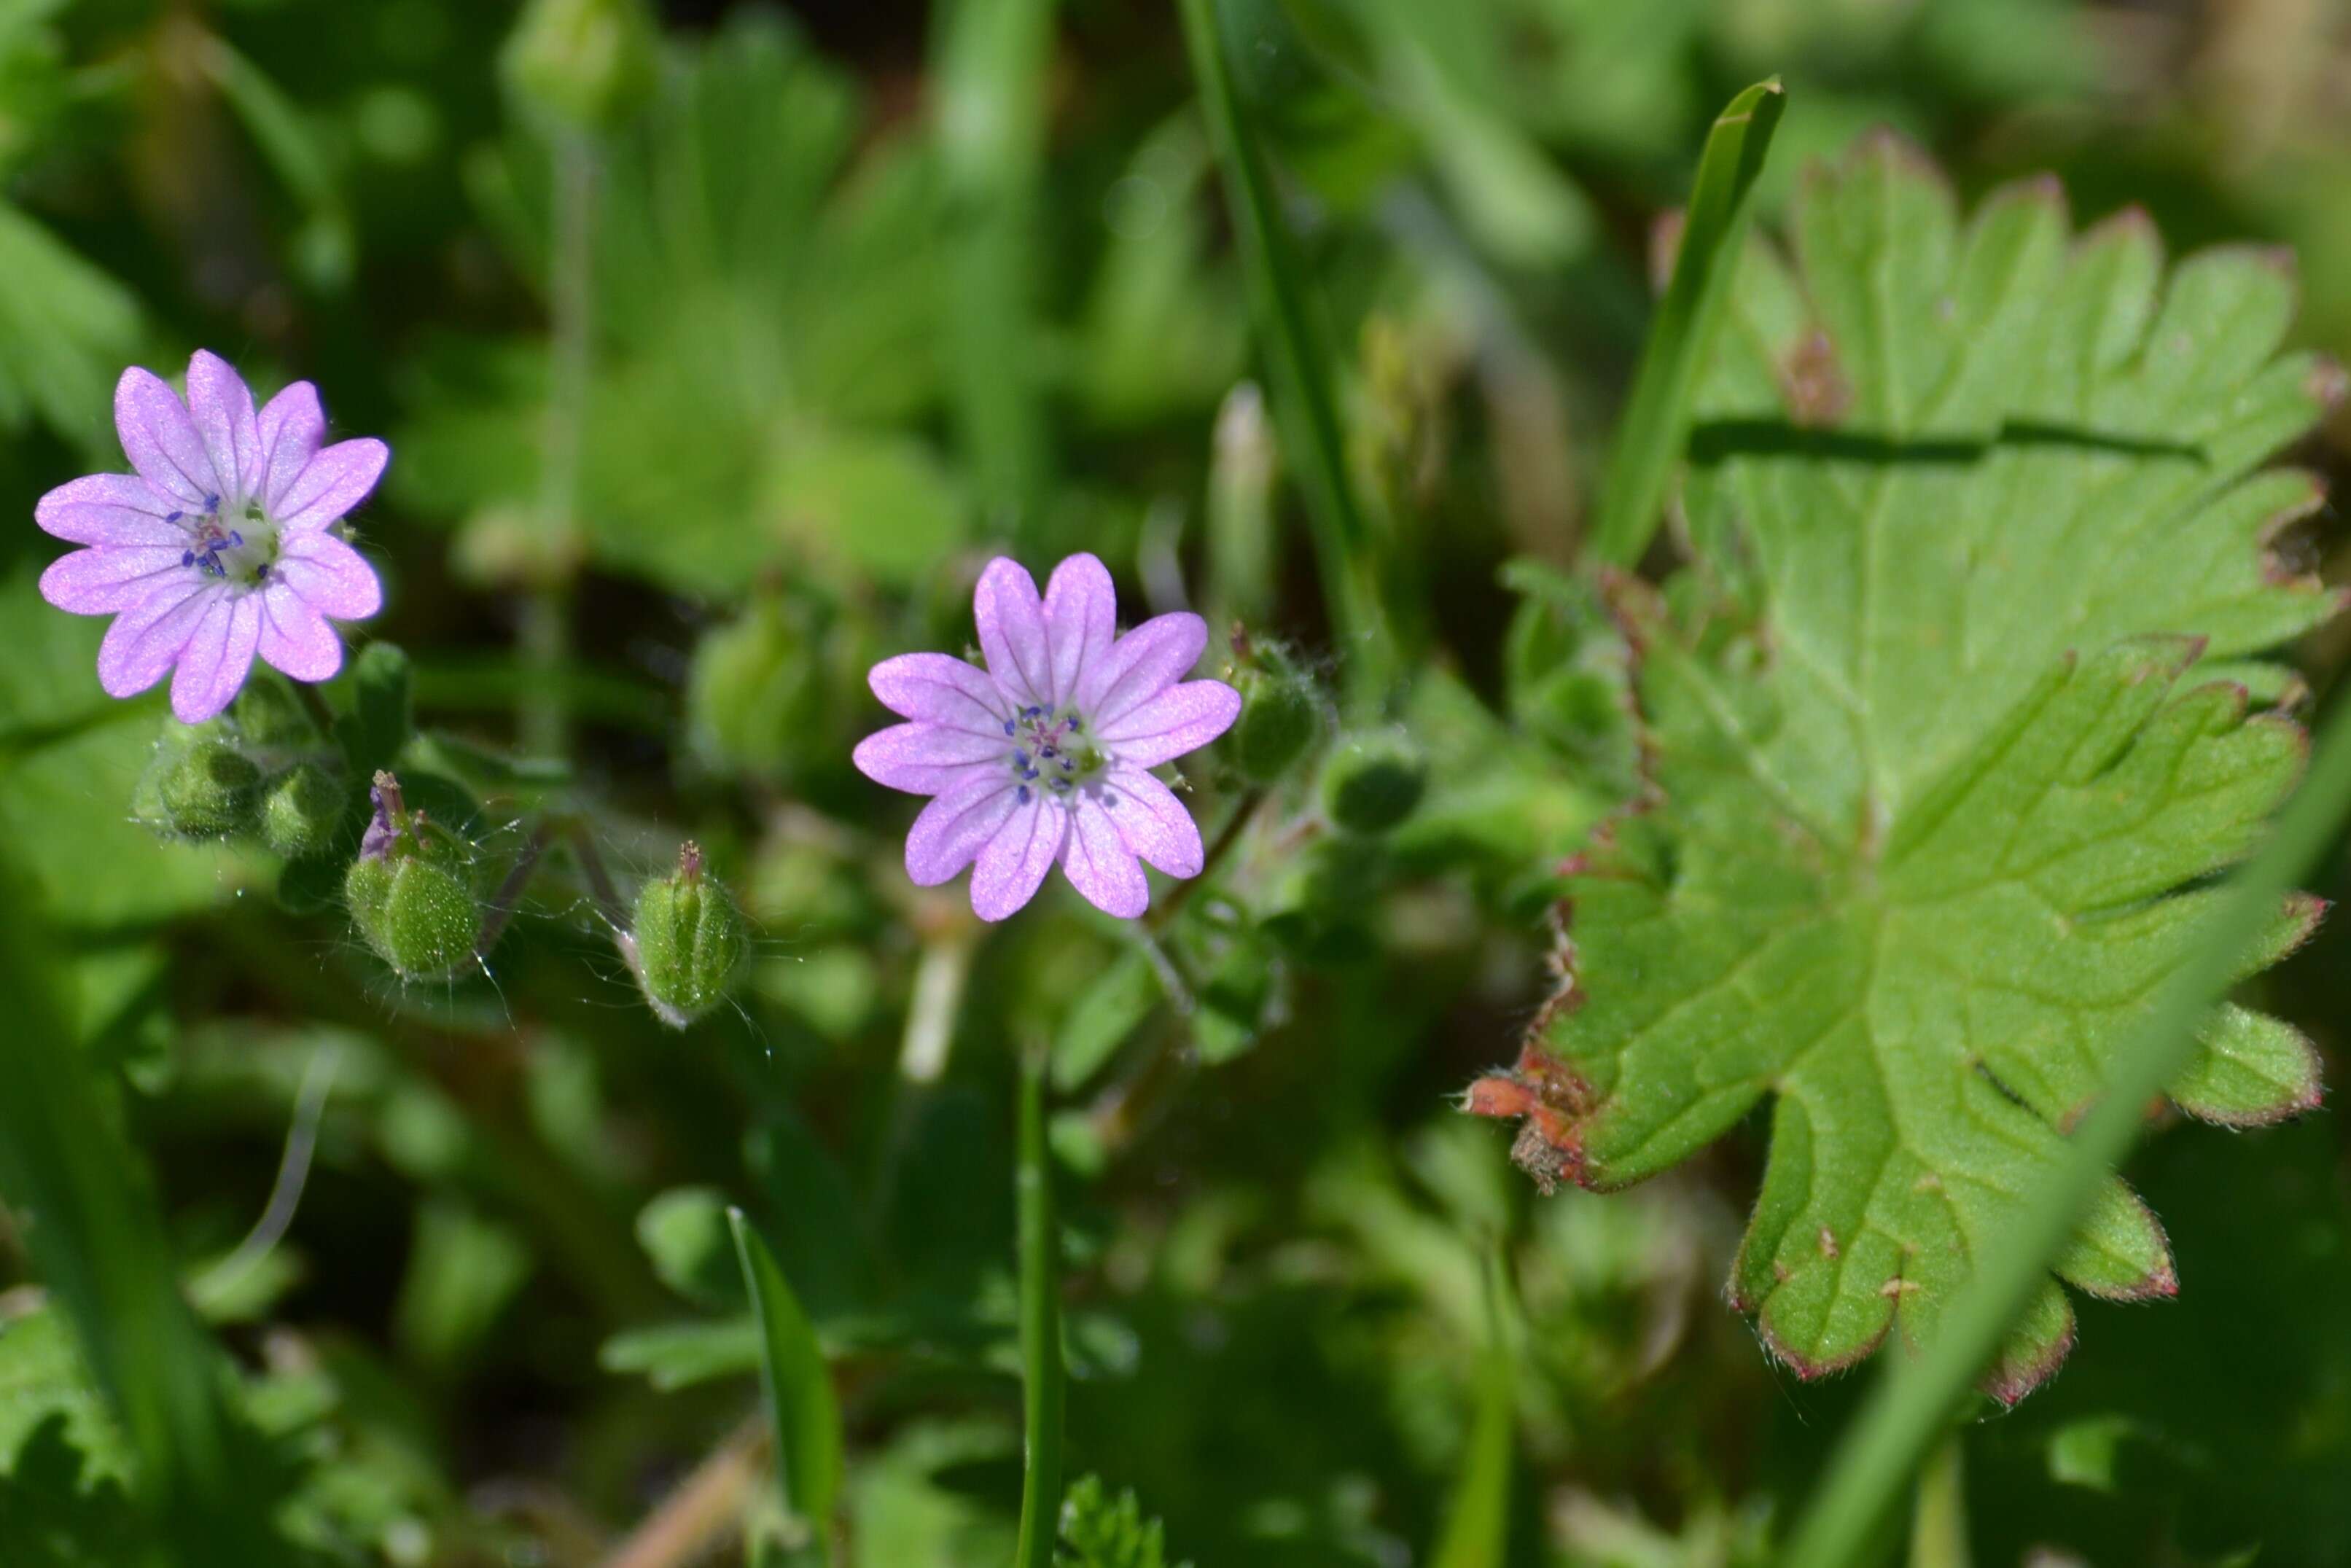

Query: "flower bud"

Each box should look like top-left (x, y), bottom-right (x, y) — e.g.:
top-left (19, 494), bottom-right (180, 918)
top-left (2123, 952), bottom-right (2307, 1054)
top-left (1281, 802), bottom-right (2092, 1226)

top-left (632, 842), bottom-right (748, 1028)
top-left (147, 726), bottom-right (262, 839)
top-left (262, 764), bottom-right (345, 859)
top-left (346, 773), bottom-right (481, 980)
top-left (686, 597), bottom-right (821, 779)
top-left (502, 0), bottom-right (660, 133)
top-left (230, 676), bottom-right (316, 749)
top-left (1320, 730), bottom-right (1427, 836)
top-left (1228, 660), bottom-right (1322, 784)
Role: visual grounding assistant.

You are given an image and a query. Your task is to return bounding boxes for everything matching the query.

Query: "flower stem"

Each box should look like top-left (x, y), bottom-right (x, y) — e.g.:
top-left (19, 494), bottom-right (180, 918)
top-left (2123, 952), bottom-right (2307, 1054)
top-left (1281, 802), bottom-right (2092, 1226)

top-left (1011, 1053), bottom-right (1064, 1568)
top-left (560, 820), bottom-right (645, 991)
top-left (1147, 784), bottom-right (1264, 932)
top-left (474, 822), bottom-right (553, 959)
top-left (526, 129), bottom-right (598, 761)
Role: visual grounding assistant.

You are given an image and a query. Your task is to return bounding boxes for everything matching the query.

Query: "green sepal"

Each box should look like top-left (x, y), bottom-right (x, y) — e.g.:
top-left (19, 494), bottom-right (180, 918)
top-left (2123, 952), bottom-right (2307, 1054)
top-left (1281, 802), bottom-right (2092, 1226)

top-left (632, 843), bottom-right (749, 1028)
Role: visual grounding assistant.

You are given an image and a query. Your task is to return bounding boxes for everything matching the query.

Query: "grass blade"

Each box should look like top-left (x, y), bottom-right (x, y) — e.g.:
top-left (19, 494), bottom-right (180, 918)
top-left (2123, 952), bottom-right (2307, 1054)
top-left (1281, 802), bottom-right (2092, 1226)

top-left (1178, 0), bottom-right (1394, 698)
top-left (1587, 79), bottom-right (1785, 569)
top-left (1012, 1054), bottom-right (1066, 1568)
top-left (1782, 684), bottom-right (2351, 1567)
top-left (1429, 1247), bottom-right (1516, 1568)
top-left (728, 1206), bottom-right (845, 1563)
top-left (933, 0), bottom-right (1059, 540)
top-left (0, 851), bottom-right (287, 1565)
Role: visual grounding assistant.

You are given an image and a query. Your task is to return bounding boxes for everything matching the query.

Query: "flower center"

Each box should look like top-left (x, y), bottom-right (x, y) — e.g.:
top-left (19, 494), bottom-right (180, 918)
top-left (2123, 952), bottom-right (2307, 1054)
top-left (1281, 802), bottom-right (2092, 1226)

top-left (174, 494), bottom-right (279, 589)
top-left (1002, 703), bottom-right (1106, 805)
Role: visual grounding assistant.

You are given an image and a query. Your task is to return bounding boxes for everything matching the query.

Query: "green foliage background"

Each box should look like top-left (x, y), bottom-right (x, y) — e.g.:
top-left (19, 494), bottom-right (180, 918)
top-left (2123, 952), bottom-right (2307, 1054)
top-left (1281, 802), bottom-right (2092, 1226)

top-left (4, 1), bottom-right (2351, 1565)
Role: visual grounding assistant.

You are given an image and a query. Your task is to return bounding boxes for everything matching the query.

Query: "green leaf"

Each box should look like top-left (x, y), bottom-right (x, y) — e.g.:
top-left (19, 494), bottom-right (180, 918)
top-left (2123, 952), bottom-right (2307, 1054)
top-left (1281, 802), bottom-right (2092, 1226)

top-left (0, 203), bottom-right (141, 453)
top-left (1056, 1475), bottom-right (1188, 1568)
top-left (728, 1206), bottom-right (844, 1559)
top-left (1477, 137), bottom-right (2343, 1403)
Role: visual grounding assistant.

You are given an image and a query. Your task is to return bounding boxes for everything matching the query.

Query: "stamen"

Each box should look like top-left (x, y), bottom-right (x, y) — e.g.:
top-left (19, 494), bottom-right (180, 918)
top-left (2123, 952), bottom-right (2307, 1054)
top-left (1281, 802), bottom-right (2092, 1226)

top-left (1065, 716), bottom-right (1079, 732)
top-left (165, 510), bottom-right (183, 524)
top-left (204, 494), bottom-right (220, 512)
top-left (1002, 719), bottom-right (1015, 736)
top-left (1017, 784), bottom-right (1031, 805)
top-left (182, 550), bottom-right (195, 567)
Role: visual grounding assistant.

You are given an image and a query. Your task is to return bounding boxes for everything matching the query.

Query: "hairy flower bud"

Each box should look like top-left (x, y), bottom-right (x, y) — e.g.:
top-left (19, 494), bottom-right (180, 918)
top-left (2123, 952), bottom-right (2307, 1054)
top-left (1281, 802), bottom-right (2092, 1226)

top-left (146, 725), bottom-right (262, 839)
top-left (1228, 659), bottom-right (1322, 784)
top-left (632, 842), bottom-right (748, 1028)
top-left (262, 763), bottom-right (345, 859)
top-left (346, 772), bottom-right (480, 980)
top-left (502, 0), bottom-right (660, 133)
top-left (1320, 730), bottom-right (1427, 836)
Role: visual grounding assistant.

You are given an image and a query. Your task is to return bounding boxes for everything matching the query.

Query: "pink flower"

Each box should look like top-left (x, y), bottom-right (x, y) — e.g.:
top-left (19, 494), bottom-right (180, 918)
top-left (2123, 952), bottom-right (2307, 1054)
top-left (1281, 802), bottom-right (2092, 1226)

top-left (34, 351), bottom-right (388, 725)
top-left (854, 555), bottom-right (1241, 921)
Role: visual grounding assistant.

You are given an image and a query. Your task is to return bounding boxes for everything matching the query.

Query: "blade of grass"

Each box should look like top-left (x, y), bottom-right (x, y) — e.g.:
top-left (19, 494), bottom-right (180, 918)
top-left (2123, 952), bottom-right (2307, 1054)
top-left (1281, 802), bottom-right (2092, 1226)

top-left (0, 851), bottom-right (288, 1565)
top-left (1429, 1246), bottom-right (1516, 1568)
top-left (1782, 684), bottom-right (2351, 1568)
top-left (933, 0), bottom-right (1059, 542)
top-left (1586, 79), bottom-right (1785, 569)
top-left (1012, 1053), bottom-right (1066, 1568)
top-left (1178, 0), bottom-right (1394, 700)
top-left (728, 1207), bottom-right (845, 1564)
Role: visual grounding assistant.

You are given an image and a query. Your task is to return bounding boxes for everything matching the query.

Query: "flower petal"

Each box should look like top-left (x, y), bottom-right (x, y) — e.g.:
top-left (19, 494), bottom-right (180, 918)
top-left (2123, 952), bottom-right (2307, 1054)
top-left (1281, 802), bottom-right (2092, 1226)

top-left (1079, 612), bottom-right (1209, 725)
top-left (1102, 765), bottom-right (1206, 878)
top-left (854, 722), bottom-right (1007, 795)
top-left (35, 475), bottom-right (185, 546)
top-left (868, 652), bottom-right (1013, 737)
top-left (258, 588), bottom-right (344, 682)
top-left (970, 791), bottom-right (1067, 921)
top-left (171, 593), bottom-right (262, 724)
top-left (275, 437), bottom-right (390, 532)
top-left (257, 381), bottom-right (327, 513)
top-left (974, 557), bottom-right (1052, 710)
top-left (1096, 679), bottom-right (1241, 767)
top-left (97, 581), bottom-right (217, 699)
top-left (39, 546), bottom-right (193, 615)
top-left (905, 773), bottom-right (1019, 887)
top-left (1061, 792), bottom-right (1149, 918)
top-left (187, 351), bottom-right (262, 507)
top-left (1041, 553), bottom-right (1115, 711)
top-left (114, 366), bottom-right (222, 509)
top-left (273, 531), bottom-right (383, 620)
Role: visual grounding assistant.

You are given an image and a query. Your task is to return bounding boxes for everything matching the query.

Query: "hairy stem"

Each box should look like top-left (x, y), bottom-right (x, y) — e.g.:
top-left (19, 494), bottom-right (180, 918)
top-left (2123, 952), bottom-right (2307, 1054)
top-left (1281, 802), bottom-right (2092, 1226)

top-left (1012, 1055), bottom-right (1064, 1568)
top-left (1907, 1433), bottom-right (1971, 1568)
top-left (475, 823), bottom-right (552, 959)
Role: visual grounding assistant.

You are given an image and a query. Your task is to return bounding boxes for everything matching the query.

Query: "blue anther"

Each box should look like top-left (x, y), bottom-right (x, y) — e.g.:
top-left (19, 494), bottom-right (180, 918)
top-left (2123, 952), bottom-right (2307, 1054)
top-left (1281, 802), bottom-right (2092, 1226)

top-left (204, 494), bottom-right (219, 512)
top-left (181, 550), bottom-right (195, 566)
top-left (1040, 745), bottom-right (1056, 758)
top-left (1064, 716), bottom-right (1079, 733)
top-left (165, 510), bottom-right (183, 524)
top-left (227, 529), bottom-right (243, 547)
top-left (1061, 757), bottom-right (1075, 771)
top-left (1002, 719), bottom-right (1015, 736)
top-left (1013, 749), bottom-right (1029, 768)
top-left (1016, 784), bottom-right (1031, 805)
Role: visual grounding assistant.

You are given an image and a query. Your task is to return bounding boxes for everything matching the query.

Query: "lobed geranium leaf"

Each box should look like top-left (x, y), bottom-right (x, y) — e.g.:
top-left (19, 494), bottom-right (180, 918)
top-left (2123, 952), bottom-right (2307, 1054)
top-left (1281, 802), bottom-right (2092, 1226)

top-left (1473, 133), bottom-right (2342, 1403)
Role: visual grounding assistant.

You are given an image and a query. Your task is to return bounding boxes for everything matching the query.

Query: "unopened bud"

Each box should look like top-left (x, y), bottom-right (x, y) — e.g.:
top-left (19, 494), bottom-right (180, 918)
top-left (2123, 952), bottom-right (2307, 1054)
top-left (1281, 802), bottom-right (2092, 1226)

top-left (147, 726), bottom-right (262, 839)
top-left (1320, 730), bottom-right (1427, 835)
top-left (502, 0), bottom-right (660, 133)
top-left (686, 597), bottom-right (820, 778)
top-left (1228, 659), bottom-right (1322, 784)
top-left (230, 676), bottom-right (316, 748)
top-left (346, 771), bottom-right (480, 980)
top-left (262, 764), bottom-right (344, 859)
top-left (632, 842), bottom-right (748, 1028)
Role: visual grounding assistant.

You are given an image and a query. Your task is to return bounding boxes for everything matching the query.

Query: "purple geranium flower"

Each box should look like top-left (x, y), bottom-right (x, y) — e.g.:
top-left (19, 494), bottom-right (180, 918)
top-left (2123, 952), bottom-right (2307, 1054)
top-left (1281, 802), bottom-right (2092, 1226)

top-left (854, 554), bottom-right (1241, 921)
top-left (34, 351), bottom-right (387, 725)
